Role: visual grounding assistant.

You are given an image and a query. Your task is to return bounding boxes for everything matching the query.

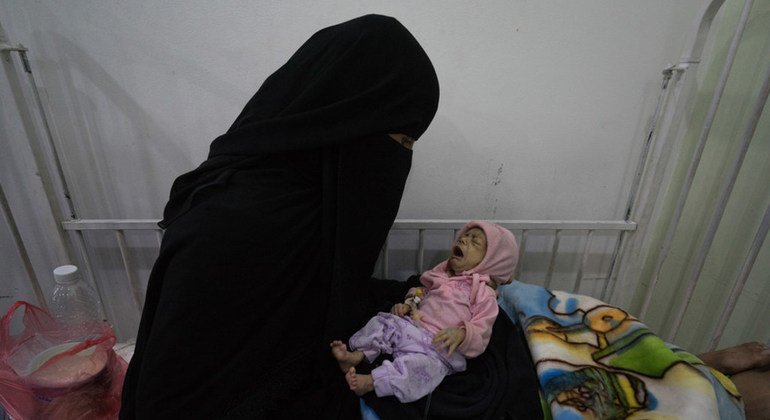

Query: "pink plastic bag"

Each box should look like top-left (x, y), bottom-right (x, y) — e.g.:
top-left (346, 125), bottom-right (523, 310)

top-left (0, 301), bottom-right (127, 419)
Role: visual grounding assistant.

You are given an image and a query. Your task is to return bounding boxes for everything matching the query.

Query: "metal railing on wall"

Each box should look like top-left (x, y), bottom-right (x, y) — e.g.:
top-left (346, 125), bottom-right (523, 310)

top-left (625, 0), bottom-right (770, 349)
top-left (611, 0), bottom-right (770, 350)
top-left (61, 218), bottom-right (637, 322)
top-left (1, 24), bottom-right (103, 314)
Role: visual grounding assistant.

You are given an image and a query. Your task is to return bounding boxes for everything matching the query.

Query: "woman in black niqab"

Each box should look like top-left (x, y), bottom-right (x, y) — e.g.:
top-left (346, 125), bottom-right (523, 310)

top-left (119, 15), bottom-right (439, 419)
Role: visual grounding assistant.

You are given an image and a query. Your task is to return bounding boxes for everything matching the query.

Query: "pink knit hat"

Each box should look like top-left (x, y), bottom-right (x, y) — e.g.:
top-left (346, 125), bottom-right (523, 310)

top-left (456, 220), bottom-right (519, 285)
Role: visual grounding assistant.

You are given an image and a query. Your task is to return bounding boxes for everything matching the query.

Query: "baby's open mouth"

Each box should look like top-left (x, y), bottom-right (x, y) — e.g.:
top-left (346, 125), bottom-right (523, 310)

top-left (452, 246), bottom-right (464, 258)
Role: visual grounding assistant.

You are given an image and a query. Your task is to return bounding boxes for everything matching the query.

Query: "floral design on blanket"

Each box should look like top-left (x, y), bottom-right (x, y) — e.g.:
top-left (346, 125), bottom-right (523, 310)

top-left (498, 280), bottom-right (744, 419)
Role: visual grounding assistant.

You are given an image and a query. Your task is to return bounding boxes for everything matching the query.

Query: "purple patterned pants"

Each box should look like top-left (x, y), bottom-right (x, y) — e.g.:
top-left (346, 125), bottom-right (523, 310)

top-left (348, 312), bottom-right (466, 403)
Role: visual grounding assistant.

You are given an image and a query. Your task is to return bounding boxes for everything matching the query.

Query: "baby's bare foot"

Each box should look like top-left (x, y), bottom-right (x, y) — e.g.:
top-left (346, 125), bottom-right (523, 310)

top-left (699, 342), bottom-right (770, 375)
top-left (345, 367), bottom-right (374, 396)
top-left (330, 340), bottom-right (364, 372)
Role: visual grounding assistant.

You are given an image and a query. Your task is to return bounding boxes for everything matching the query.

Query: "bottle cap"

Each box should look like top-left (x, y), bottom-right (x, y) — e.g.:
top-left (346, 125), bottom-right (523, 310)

top-left (53, 265), bottom-right (80, 284)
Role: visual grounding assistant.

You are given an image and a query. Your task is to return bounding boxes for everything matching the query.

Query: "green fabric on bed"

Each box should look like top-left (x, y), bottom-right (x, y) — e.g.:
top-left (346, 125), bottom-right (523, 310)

top-left (498, 280), bottom-right (745, 419)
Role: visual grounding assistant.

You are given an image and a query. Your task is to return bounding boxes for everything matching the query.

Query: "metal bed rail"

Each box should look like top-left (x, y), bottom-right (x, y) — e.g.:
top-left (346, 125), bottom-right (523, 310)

top-left (61, 218), bottom-right (636, 320)
top-left (628, 0), bottom-right (770, 349)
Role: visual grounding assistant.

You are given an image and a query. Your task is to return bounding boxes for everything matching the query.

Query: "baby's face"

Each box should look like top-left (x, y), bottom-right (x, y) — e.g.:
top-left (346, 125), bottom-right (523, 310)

top-left (448, 227), bottom-right (487, 274)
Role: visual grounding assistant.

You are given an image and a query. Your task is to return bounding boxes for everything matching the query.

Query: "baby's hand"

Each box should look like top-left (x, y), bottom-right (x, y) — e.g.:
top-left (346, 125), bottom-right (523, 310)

top-left (390, 303), bottom-right (411, 317)
top-left (432, 328), bottom-right (466, 356)
top-left (410, 308), bottom-right (422, 321)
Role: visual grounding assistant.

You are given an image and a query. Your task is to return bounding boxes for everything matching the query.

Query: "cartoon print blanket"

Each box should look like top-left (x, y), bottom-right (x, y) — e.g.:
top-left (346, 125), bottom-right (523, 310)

top-left (497, 280), bottom-right (744, 419)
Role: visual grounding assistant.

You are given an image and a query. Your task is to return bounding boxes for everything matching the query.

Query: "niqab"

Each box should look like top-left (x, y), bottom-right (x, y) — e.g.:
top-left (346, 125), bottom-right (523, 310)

top-left (160, 14), bottom-right (438, 228)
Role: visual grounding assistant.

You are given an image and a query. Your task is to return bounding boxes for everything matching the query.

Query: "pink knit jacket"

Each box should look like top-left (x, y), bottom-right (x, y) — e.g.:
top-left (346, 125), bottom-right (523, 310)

top-left (407, 221), bottom-right (518, 358)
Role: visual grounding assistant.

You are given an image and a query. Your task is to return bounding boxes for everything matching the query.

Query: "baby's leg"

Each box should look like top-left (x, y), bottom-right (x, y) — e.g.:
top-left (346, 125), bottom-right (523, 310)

top-left (698, 342), bottom-right (770, 375)
top-left (349, 313), bottom-right (407, 363)
top-left (345, 367), bottom-right (374, 396)
top-left (370, 352), bottom-right (452, 403)
top-left (330, 341), bottom-right (364, 372)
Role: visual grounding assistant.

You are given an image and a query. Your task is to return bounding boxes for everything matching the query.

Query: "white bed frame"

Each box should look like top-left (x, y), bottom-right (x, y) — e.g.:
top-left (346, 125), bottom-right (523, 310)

top-left (57, 218), bottom-right (635, 314)
top-left (2, 0), bottom-right (768, 352)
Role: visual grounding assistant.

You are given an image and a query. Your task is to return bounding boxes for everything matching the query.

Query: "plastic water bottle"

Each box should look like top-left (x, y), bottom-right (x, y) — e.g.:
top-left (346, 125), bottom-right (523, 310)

top-left (50, 265), bottom-right (103, 341)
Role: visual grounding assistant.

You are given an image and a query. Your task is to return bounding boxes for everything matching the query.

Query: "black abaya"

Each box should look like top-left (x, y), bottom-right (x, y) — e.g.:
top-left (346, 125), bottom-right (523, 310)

top-left (120, 15), bottom-right (439, 419)
top-left (120, 14), bottom-right (543, 419)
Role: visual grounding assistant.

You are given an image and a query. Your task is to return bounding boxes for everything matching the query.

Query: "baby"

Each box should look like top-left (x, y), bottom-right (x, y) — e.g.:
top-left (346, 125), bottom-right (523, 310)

top-left (330, 220), bottom-right (519, 403)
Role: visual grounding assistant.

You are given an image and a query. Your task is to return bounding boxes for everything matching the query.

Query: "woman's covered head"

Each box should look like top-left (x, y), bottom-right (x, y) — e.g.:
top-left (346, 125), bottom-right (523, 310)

top-left (161, 16), bottom-right (439, 339)
top-left (448, 221), bottom-right (519, 285)
top-left (209, 14), bottom-right (440, 157)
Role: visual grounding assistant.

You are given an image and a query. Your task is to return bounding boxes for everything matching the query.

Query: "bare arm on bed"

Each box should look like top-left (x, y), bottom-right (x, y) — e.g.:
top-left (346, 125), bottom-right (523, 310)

top-left (699, 342), bottom-right (770, 420)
